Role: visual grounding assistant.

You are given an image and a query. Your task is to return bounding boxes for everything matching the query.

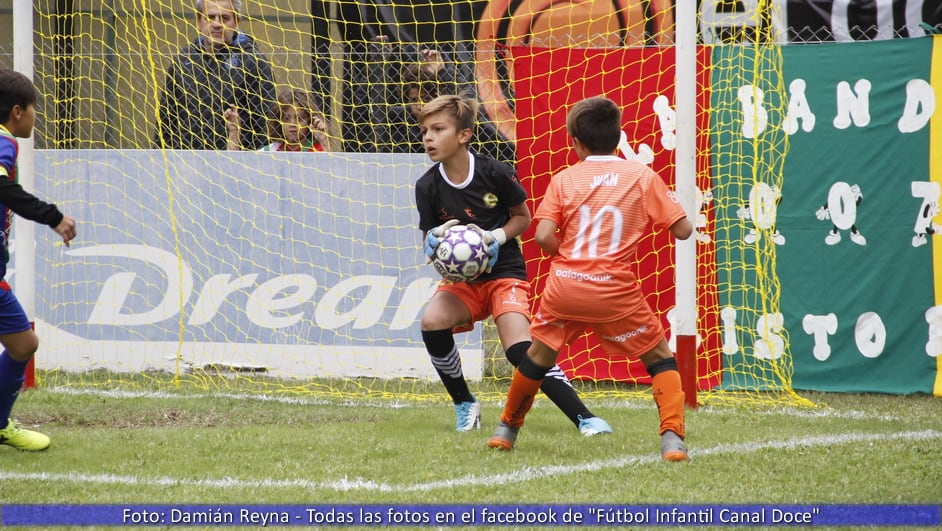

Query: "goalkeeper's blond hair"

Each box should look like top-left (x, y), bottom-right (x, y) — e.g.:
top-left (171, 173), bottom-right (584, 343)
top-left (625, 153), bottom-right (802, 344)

top-left (418, 94), bottom-right (478, 133)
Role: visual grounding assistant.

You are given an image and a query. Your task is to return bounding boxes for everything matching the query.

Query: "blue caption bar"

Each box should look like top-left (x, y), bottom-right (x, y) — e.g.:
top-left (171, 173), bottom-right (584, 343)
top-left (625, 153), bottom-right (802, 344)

top-left (1, 504), bottom-right (939, 526)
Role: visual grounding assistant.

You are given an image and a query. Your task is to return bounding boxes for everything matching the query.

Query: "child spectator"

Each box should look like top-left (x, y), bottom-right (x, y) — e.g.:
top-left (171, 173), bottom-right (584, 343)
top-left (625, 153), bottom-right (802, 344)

top-left (225, 88), bottom-right (332, 152)
top-left (361, 39), bottom-right (457, 153)
top-left (385, 78), bottom-right (440, 154)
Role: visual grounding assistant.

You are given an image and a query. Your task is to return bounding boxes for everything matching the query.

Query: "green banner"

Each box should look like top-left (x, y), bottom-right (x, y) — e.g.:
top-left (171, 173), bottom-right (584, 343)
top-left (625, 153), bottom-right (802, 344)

top-left (712, 38), bottom-right (939, 394)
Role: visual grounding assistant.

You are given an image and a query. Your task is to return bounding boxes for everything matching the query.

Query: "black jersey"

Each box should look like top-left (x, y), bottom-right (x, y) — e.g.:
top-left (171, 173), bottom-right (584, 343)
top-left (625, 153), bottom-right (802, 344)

top-left (415, 153), bottom-right (528, 282)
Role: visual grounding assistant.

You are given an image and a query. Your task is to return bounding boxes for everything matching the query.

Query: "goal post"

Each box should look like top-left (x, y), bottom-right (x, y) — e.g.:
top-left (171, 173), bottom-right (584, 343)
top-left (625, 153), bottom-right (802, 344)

top-left (674, 0), bottom-right (699, 408)
top-left (13, 0), bottom-right (36, 389)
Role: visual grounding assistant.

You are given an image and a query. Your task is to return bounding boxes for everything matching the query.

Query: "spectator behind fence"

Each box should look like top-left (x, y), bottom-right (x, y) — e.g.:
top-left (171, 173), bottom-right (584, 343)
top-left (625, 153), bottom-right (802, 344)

top-left (384, 76), bottom-right (440, 154)
top-left (154, 0), bottom-right (276, 150)
top-left (226, 88), bottom-right (332, 152)
top-left (364, 39), bottom-right (465, 153)
top-left (368, 39), bottom-right (515, 161)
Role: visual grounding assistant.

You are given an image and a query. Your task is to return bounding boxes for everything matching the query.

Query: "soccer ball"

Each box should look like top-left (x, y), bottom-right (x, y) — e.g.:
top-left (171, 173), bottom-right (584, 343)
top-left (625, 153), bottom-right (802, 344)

top-left (432, 224), bottom-right (490, 282)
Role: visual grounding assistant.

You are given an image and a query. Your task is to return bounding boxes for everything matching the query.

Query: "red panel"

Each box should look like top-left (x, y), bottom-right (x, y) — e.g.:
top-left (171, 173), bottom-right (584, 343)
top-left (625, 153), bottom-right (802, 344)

top-left (510, 46), bottom-right (720, 389)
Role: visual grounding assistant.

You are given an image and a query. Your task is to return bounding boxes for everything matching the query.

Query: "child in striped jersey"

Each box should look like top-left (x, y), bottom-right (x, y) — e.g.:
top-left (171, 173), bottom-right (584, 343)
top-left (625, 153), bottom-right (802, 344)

top-left (487, 96), bottom-right (693, 461)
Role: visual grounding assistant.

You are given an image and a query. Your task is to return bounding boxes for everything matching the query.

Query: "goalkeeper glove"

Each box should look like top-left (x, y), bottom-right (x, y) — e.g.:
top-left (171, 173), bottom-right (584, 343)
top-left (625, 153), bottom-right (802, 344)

top-left (470, 225), bottom-right (506, 273)
top-left (423, 219), bottom-right (460, 263)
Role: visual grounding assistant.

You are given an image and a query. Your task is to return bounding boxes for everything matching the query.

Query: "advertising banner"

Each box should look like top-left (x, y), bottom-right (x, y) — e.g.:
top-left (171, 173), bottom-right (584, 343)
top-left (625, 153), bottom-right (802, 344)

top-left (31, 151), bottom-right (484, 380)
top-left (709, 37), bottom-right (940, 394)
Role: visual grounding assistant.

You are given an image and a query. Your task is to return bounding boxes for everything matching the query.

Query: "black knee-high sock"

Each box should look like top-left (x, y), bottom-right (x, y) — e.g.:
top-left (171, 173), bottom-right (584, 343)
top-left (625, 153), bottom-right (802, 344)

top-left (423, 329), bottom-right (474, 404)
top-left (505, 341), bottom-right (591, 427)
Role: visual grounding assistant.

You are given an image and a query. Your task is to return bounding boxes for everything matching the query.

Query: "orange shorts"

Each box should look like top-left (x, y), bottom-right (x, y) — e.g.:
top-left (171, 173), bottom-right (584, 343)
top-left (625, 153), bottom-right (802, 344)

top-left (436, 278), bottom-right (531, 333)
top-left (530, 306), bottom-right (665, 359)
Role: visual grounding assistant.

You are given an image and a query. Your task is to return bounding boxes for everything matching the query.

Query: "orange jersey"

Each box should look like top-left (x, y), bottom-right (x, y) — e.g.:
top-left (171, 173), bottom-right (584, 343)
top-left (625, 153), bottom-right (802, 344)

top-left (534, 155), bottom-right (686, 322)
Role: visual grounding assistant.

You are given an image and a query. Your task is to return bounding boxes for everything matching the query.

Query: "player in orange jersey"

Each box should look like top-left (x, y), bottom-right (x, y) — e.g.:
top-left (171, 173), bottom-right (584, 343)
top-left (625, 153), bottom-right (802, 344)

top-left (487, 96), bottom-right (693, 461)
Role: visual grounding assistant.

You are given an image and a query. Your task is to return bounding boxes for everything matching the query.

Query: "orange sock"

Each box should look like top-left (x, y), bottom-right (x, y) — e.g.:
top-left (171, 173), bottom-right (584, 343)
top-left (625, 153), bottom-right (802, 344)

top-left (652, 370), bottom-right (685, 439)
top-left (500, 368), bottom-right (542, 428)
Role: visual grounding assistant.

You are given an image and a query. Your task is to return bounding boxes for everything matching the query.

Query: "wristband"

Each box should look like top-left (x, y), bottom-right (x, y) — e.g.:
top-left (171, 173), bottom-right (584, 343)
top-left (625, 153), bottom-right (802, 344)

top-left (491, 228), bottom-right (507, 245)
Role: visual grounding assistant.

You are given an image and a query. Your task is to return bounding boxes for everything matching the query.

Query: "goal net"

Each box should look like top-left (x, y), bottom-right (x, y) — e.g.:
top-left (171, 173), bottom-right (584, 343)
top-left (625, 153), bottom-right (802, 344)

top-left (15, 0), bottom-right (807, 404)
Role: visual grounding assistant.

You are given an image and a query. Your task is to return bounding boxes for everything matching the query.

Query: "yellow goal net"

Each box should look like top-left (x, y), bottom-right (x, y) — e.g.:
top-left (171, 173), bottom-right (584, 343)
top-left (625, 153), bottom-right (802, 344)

top-left (11, 0), bottom-right (806, 405)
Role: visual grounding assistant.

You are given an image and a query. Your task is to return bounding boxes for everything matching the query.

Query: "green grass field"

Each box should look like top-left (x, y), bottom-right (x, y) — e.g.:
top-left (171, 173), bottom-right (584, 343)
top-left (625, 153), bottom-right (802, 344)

top-left (1, 378), bottom-right (940, 529)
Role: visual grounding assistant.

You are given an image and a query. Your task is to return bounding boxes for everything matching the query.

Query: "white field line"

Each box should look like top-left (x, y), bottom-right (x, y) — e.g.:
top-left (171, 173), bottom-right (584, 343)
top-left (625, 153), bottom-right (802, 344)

top-left (1, 430), bottom-right (939, 493)
top-left (46, 387), bottom-right (901, 421)
top-left (46, 387), bottom-right (409, 408)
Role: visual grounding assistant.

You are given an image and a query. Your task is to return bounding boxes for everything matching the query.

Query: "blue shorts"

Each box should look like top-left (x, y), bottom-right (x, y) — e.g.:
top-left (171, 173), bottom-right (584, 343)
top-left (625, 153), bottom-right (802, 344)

top-left (0, 285), bottom-right (31, 335)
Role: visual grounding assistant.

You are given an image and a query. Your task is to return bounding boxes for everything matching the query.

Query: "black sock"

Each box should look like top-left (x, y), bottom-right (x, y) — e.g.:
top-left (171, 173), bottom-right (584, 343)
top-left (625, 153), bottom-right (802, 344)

top-left (423, 329), bottom-right (474, 404)
top-left (540, 364), bottom-right (592, 427)
top-left (506, 344), bottom-right (589, 427)
top-left (646, 357), bottom-right (678, 376)
top-left (509, 342), bottom-right (592, 427)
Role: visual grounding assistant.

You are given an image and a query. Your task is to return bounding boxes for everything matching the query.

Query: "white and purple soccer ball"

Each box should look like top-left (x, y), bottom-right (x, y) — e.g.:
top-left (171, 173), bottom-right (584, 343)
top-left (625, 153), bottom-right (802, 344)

top-left (432, 224), bottom-right (490, 282)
